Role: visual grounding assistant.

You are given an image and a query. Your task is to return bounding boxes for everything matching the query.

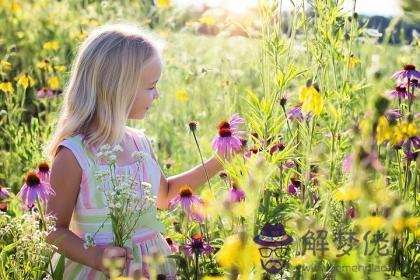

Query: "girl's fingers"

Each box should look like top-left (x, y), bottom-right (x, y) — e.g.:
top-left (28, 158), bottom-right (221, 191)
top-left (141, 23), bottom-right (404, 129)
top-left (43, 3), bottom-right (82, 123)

top-left (124, 246), bottom-right (134, 259)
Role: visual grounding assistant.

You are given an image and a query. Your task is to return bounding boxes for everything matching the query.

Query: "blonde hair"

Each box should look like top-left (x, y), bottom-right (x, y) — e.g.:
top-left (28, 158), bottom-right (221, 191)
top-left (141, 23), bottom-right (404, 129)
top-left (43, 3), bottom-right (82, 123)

top-left (46, 23), bottom-right (160, 160)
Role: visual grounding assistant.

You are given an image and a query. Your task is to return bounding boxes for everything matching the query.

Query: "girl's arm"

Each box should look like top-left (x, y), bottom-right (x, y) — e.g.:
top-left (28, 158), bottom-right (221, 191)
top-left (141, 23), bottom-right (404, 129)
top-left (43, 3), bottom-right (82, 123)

top-left (150, 139), bottom-right (224, 208)
top-left (47, 147), bottom-right (129, 274)
top-left (47, 147), bottom-right (104, 270)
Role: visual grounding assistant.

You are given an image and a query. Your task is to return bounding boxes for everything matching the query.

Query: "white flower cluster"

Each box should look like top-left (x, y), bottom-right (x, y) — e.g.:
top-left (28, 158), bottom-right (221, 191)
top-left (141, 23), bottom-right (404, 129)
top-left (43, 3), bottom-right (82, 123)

top-left (83, 233), bottom-right (96, 249)
top-left (131, 150), bottom-right (147, 162)
top-left (90, 143), bottom-right (157, 247)
top-left (95, 144), bottom-right (123, 164)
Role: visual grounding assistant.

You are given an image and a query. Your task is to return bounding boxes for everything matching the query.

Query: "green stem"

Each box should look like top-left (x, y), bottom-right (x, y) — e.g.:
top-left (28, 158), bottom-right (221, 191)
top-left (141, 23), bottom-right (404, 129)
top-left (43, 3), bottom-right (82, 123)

top-left (191, 130), bottom-right (212, 193)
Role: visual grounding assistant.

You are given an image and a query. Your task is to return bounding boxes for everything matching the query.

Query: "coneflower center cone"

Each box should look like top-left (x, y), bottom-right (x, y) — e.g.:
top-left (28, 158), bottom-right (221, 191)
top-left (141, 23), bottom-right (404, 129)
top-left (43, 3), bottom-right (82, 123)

top-left (25, 172), bottom-right (41, 187)
top-left (179, 186), bottom-right (193, 198)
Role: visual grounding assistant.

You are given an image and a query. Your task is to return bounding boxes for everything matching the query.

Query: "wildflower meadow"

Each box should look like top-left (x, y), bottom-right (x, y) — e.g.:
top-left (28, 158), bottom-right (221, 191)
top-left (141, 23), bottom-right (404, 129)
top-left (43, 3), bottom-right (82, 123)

top-left (0, 0), bottom-right (419, 279)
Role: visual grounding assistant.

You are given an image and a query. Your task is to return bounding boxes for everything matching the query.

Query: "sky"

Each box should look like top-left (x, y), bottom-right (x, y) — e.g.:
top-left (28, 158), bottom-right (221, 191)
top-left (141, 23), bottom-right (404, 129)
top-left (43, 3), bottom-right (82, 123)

top-left (176, 0), bottom-right (403, 16)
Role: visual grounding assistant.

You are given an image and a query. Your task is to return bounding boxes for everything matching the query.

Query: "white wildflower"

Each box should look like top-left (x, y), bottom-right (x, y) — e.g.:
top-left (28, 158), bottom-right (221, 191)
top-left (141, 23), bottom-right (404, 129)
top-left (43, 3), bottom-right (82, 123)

top-left (112, 144), bottom-right (123, 153)
top-left (132, 151), bottom-right (147, 162)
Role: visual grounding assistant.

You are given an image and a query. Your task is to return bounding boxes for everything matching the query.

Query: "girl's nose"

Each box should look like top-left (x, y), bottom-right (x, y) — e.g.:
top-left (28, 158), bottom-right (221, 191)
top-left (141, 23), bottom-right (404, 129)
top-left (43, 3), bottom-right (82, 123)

top-left (153, 89), bottom-right (160, 100)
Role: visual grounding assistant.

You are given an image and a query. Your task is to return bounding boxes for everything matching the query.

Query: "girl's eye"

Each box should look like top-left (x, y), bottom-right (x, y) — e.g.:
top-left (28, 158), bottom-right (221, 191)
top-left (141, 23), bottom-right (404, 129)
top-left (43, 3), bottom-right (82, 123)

top-left (148, 87), bottom-right (155, 90)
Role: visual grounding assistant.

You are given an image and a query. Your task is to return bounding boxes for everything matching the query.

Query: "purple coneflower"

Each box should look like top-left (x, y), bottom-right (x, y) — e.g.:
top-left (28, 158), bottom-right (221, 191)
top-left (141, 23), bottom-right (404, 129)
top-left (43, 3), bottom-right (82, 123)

top-left (37, 88), bottom-right (54, 98)
top-left (287, 104), bottom-right (305, 121)
top-left (165, 237), bottom-right (179, 253)
top-left (399, 79), bottom-right (419, 89)
top-left (0, 184), bottom-right (9, 200)
top-left (18, 171), bottom-right (55, 208)
top-left (228, 183), bottom-right (245, 203)
top-left (182, 234), bottom-right (213, 256)
top-left (342, 154), bottom-right (353, 173)
top-left (212, 114), bottom-right (246, 156)
top-left (168, 186), bottom-right (204, 223)
top-left (388, 86), bottom-right (408, 99)
top-left (279, 159), bottom-right (295, 170)
top-left (0, 201), bottom-right (7, 212)
top-left (391, 64), bottom-right (420, 80)
top-left (384, 109), bottom-right (402, 121)
top-left (404, 136), bottom-right (420, 161)
top-left (244, 147), bottom-right (259, 158)
top-left (37, 162), bottom-right (50, 183)
top-left (287, 177), bottom-right (301, 196)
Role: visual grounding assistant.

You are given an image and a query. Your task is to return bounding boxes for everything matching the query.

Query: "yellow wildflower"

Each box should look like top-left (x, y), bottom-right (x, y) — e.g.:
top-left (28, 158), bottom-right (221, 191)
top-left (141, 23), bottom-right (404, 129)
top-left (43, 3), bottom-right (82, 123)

top-left (200, 16), bottom-right (216, 26)
top-left (15, 31), bottom-right (24, 39)
top-left (348, 55), bottom-right (360, 68)
top-left (156, 0), bottom-right (171, 9)
top-left (333, 186), bottom-right (361, 201)
top-left (393, 217), bottom-right (420, 233)
top-left (159, 31), bottom-right (169, 39)
top-left (43, 41), bottom-right (59, 50)
top-left (36, 60), bottom-right (53, 72)
top-left (71, 30), bottom-right (88, 41)
top-left (54, 65), bottom-right (66, 72)
top-left (299, 86), bottom-right (324, 115)
top-left (216, 234), bottom-right (260, 275)
top-left (359, 216), bottom-right (386, 231)
top-left (11, 2), bottom-right (22, 13)
top-left (392, 121), bottom-right (417, 145)
top-left (0, 82), bottom-right (14, 94)
top-left (16, 73), bottom-right (35, 89)
top-left (48, 76), bottom-right (60, 90)
top-left (1, 60), bottom-right (11, 71)
top-left (175, 90), bottom-right (190, 101)
top-left (290, 254), bottom-right (316, 266)
top-left (376, 116), bottom-right (392, 144)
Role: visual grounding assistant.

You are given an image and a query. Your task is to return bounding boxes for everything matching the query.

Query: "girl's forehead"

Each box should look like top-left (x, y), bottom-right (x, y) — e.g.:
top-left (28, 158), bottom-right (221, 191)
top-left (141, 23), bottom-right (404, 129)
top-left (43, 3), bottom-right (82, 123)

top-left (142, 57), bottom-right (162, 82)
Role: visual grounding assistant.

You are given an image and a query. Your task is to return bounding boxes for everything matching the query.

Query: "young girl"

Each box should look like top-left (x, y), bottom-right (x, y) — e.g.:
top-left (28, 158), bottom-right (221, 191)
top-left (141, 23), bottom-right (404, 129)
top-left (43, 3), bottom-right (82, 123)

top-left (46, 23), bottom-right (224, 279)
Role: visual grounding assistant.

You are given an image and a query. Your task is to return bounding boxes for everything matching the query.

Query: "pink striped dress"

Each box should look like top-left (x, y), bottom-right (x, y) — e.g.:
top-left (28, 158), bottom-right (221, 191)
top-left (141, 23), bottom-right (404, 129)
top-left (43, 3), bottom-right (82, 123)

top-left (54, 127), bottom-right (177, 279)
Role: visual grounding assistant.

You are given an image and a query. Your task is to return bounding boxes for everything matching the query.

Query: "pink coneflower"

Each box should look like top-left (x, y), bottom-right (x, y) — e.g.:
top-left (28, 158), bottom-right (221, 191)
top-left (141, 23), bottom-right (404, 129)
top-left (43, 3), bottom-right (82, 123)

top-left (165, 237), bottom-right (179, 253)
top-left (388, 86), bottom-right (409, 99)
top-left (391, 64), bottom-right (420, 80)
top-left (37, 162), bottom-right (50, 183)
top-left (212, 114), bottom-right (246, 156)
top-left (18, 171), bottom-right (55, 208)
top-left (168, 186), bottom-right (204, 223)
top-left (36, 88), bottom-right (54, 98)
top-left (0, 185), bottom-right (9, 200)
top-left (182, 234), bottom-right (213, 256)
top-left (228, 183), bottom-right (245, 203)
top-left (287, 177), bottom-right (301, 196)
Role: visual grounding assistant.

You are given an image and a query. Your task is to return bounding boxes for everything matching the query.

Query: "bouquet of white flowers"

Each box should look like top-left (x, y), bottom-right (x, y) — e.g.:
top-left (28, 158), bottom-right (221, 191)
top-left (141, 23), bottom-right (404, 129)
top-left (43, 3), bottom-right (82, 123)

top-left (85, 144), bottom-right (156, 248)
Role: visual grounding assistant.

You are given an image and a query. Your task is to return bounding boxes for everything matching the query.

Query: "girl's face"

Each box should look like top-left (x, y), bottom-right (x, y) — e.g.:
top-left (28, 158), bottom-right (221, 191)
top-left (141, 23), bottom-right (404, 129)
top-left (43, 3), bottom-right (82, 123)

top-left (128, 56), bottom-right (162, 120)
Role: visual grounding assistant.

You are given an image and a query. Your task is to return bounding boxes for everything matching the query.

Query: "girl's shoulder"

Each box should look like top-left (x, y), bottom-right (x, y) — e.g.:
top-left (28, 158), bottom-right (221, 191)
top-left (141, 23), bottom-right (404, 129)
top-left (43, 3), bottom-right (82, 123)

top-left (58, 134), bottom-right (93, 171)
top-left (125, 126), bottom-right (153, 152)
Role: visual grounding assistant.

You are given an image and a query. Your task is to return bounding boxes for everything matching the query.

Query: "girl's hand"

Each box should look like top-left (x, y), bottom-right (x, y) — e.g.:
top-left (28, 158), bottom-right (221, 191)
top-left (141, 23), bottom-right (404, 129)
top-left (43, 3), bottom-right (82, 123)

top-left (95, 245), bottom-right (133, 277)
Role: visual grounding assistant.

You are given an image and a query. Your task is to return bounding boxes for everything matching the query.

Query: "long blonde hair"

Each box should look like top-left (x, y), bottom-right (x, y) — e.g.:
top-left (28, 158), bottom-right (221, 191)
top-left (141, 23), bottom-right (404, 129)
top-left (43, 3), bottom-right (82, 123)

top-left (46, 23), bottom-right (159, 160)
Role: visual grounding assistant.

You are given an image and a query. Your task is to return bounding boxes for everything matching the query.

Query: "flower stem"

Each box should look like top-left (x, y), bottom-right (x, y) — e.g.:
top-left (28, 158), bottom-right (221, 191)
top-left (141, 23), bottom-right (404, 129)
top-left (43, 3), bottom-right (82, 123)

top-left (191, 130), bottom-right (212, 193)
top-left (194, 252), bottom-right (199, 280)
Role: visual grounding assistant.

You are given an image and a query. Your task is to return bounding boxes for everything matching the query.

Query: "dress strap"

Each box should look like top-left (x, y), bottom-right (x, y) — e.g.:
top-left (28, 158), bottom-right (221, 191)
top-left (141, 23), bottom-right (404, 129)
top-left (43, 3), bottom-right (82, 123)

top-left (58, 135), bottom-right (95, 171)
top-left (129, 128), bottom-right (152, 155)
